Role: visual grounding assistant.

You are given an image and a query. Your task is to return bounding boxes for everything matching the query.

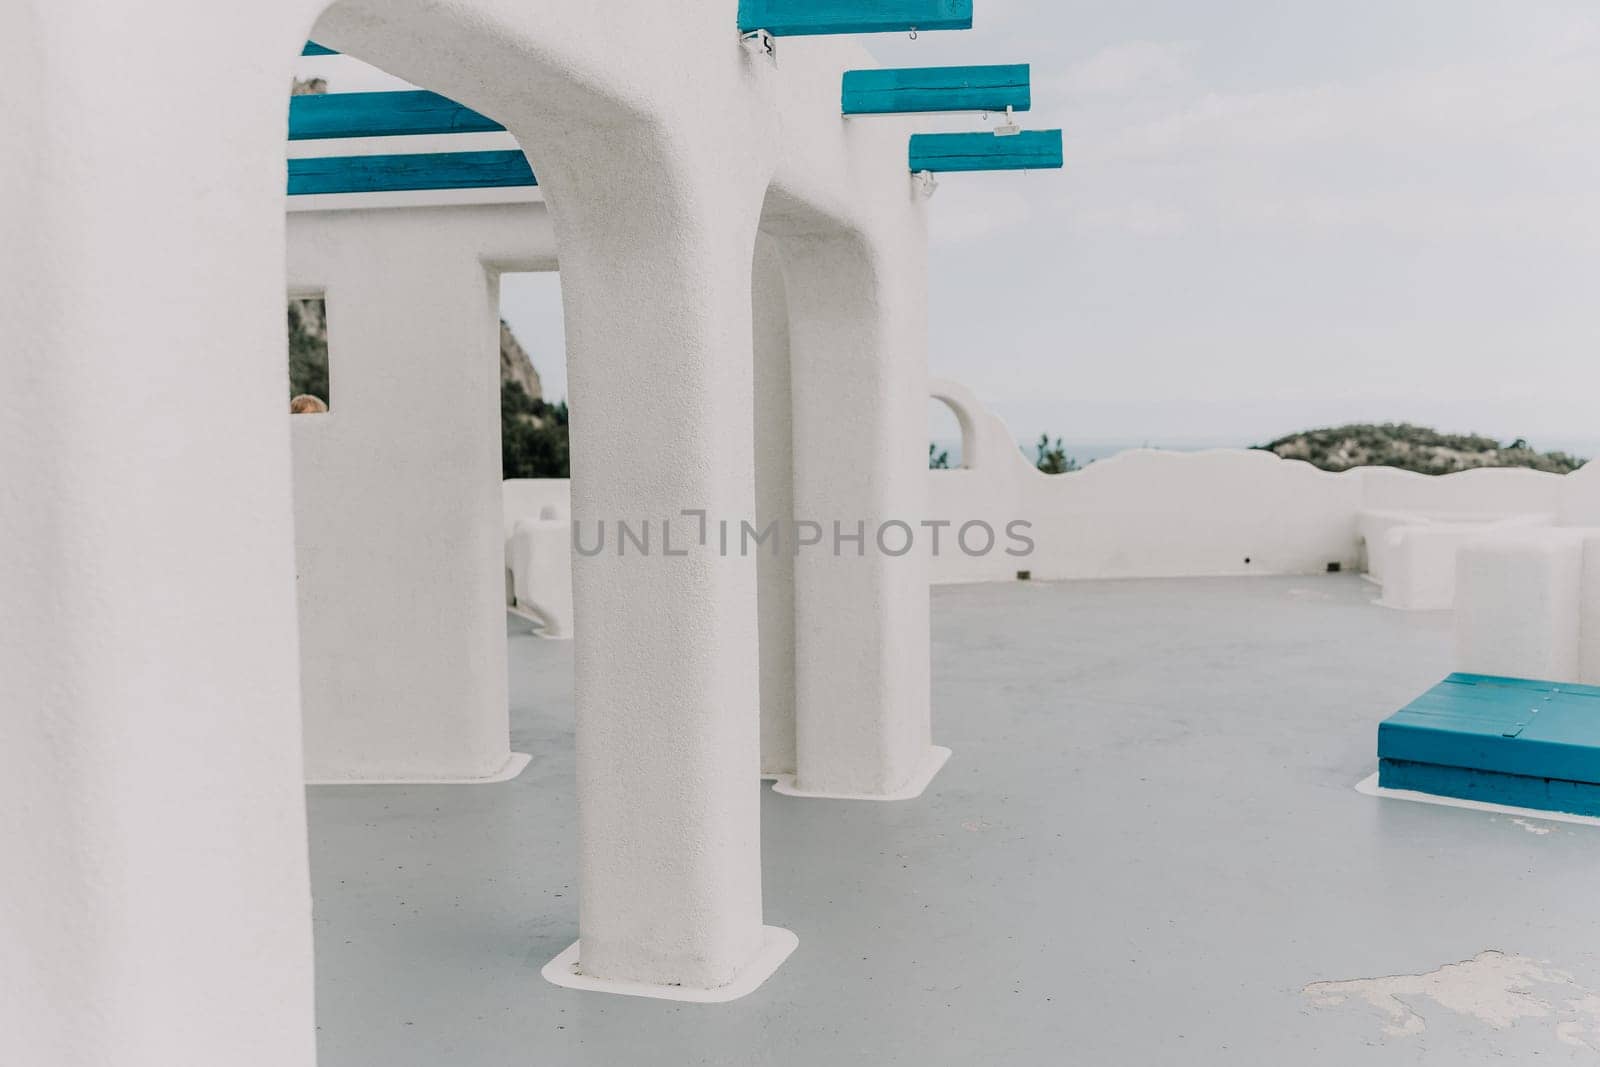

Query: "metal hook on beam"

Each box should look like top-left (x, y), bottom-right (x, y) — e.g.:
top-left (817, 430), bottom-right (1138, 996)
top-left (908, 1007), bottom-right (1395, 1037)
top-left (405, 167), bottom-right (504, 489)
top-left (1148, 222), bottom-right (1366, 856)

top-left (741, 28), bottom-right (776, 60)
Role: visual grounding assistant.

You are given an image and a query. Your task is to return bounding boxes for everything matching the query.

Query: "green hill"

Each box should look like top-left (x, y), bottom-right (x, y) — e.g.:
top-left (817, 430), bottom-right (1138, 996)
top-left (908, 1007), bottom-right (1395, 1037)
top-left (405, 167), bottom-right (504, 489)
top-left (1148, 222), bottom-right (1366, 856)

top-left (1259, 423), bottom-right (1586, 476)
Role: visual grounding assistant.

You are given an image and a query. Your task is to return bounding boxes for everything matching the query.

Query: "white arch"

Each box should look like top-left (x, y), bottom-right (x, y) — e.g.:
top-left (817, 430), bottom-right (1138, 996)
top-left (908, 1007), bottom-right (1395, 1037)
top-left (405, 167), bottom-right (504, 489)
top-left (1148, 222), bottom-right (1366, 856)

top-left (2, 0), bottom-right (985, 1047)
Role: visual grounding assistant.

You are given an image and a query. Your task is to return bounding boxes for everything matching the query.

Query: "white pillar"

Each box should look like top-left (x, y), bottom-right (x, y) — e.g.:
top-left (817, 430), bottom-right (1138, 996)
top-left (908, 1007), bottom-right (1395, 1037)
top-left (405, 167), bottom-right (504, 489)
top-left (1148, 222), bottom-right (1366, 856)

top-left (531, 132), bottom-right (794, 998)
top-left (288, 210), bottom-right (525, 783)
top-left (753, 234), bottom-right (798, 777)
top-left (0, 7), bottom-right (317, 1064)
top-left (778, 227), bottom-right (946, 800)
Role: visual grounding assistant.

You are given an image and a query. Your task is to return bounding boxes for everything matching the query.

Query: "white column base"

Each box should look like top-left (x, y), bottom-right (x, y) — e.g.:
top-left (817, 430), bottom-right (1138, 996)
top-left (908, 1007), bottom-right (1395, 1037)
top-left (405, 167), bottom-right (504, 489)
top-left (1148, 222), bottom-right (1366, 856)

top-left (541, 926), bottom-right (798, 1003)
top-left (771, 746), bottom-right (951, 802)
top-left (508, 604), bottom-right (572, 640)
top-left (306, 752), bottom-right (530, 786)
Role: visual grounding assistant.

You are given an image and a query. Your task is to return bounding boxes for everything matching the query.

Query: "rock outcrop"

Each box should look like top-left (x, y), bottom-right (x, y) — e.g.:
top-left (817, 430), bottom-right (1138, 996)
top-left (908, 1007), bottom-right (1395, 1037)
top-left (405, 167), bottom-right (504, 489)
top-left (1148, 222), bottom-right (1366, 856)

top-left (499, 320), bottom-right (542, 401)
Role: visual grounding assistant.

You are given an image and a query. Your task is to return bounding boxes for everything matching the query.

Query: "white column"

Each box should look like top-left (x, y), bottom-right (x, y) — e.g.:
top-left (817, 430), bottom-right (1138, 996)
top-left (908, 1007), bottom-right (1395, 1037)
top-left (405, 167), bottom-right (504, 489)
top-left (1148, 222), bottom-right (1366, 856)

top-left (0, 7), bottom-right (317, 1064)
top-left (778, 227), bottom-right (946, 800)
top-left (531, 132), bottom-right (794, 998)
top-left (288, 210), bottom-right (523, 783)
top-left (753, 234), bottom-right (798, 777)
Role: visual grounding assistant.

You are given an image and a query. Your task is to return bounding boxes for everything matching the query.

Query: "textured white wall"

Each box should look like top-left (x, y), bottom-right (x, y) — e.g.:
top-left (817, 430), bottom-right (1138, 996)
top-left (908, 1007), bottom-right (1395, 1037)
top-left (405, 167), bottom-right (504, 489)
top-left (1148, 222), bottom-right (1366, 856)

top-left (1, 2), bottom-right (325, 1063)
top-left (1455, 531), bottom-right (1589, 683)
top-left (781, 230), bottom-right (936, 798)
top-left (752, 236), bottom-right (798, 777)
top-left (928, 378), bottom-right (1594, 586)
top-left (4, 0), bottom-right (975, 1027)
top-left (759, 38), bottom-right (941, 799)
top-left (1585, 537), bottom-right (1600, 684)
top-left (1564, 463), bottom-right (1600, 526)
top-left (289, 205), bottom-right (555, 781)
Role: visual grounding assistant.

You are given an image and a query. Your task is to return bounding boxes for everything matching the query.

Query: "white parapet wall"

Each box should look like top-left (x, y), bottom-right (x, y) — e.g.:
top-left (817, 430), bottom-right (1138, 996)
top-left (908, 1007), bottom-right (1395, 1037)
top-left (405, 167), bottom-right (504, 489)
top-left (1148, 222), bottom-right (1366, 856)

top-left (1367, 513), bottom-right (1555, 611)
top-left (927, 378), bottom-right (1594, 589)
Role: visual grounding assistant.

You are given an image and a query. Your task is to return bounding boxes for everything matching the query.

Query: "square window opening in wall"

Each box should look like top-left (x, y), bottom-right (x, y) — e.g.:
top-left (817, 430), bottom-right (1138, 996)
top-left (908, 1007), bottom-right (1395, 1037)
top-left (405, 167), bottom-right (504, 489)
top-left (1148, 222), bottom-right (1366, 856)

top-left (288, 294), bottom-right (330, 414)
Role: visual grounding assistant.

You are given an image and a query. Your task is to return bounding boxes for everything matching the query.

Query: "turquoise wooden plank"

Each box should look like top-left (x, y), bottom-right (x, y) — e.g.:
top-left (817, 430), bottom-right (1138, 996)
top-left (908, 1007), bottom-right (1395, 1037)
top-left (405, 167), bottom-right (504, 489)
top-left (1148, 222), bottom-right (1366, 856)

top-left (289, 90), bottom-right (503, 141)
top-left (302, 42), bottom-right (339, 56)
top-left (1377, 673), bottom-right (1600, 785)
top-left (1379, 759), bottom-right (1600, 818)
top-left (908, 129), bottom-right (1062, 172)
top-left (287, 150), bottom-right (535, 195)
top-left (1450, 673), bottom-right (1600, 697)
top-left (843, 64), bottom-right (1029, 115)
top-left (738, 0), bottom-right (972, 36)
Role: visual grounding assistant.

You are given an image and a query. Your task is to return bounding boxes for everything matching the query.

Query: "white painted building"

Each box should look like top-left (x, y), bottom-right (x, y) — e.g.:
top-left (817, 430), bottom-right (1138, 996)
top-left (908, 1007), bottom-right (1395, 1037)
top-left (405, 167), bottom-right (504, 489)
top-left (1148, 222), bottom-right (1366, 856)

top-left (3, 1), bottom-right (1065, 1059)
top-left (5, 2), bottom-right (1596, 1063)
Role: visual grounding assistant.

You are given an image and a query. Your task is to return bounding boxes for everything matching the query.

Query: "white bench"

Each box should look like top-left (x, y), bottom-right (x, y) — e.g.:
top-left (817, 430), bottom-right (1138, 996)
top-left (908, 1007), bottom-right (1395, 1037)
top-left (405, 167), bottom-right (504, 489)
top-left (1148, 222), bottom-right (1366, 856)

top-left (502, 479), bottom-right (574, 639)
top-left (1359, 509), bottom-right (1553, 611)
top-left (1454, 528), bottom-right (1600, 684)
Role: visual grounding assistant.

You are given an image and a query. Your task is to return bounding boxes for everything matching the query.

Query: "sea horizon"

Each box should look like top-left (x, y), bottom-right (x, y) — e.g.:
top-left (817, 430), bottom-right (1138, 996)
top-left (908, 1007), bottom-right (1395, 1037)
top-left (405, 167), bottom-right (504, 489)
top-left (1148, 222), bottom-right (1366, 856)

top-left (929, 434), bottom-right (1599, 471)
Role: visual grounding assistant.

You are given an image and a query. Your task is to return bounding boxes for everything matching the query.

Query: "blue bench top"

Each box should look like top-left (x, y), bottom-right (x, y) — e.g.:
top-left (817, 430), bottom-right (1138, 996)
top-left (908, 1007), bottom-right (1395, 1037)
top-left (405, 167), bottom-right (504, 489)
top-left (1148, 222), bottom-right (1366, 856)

top-left (1379, 673), bottom-right (1600, 783)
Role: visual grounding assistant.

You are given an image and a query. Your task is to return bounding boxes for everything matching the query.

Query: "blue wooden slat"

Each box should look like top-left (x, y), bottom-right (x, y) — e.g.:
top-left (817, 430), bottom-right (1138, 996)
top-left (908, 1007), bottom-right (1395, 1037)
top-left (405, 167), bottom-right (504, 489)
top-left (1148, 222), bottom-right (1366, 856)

top-left (287, 150), bottom-right (535, 195)
top-left (1449, 673), bottom-right (1600, 697)
top-left (302, 41), bottom-right (339, 56)
top-left (908, 129), bottom-right (1062, 173)
top-left (289, 90), bottom-right (504, 141)
top-left (1379, 759), bottom-right (1600, 817)
top-left (843, 64), bottom-right (1029, 115)
top-left (738, 0), bottom-right (972, 36)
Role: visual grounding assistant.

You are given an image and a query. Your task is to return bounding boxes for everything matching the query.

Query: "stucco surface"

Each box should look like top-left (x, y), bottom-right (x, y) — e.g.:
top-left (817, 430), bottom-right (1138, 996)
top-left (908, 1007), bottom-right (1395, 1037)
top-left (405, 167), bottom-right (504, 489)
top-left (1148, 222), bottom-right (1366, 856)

top-left (3, 3), bottom-right (327, 1062)
top-left (288, 0), bottom-right (947, 990)
top-left (307, 580), bottom-right (1600, 1065)
top-left (929, 378), bottom-right (1595, 586)
top-left (1455, 528), bottom-right (1600, 685)
top-left (290, 206), bottom-right (545, 782)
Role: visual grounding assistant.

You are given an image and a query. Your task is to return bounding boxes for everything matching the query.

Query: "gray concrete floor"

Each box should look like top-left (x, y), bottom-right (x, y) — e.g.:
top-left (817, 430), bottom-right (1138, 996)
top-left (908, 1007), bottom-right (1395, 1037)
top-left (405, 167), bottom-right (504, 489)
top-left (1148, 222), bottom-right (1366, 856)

top-left (308, 575), bottom-right (1600, 1065)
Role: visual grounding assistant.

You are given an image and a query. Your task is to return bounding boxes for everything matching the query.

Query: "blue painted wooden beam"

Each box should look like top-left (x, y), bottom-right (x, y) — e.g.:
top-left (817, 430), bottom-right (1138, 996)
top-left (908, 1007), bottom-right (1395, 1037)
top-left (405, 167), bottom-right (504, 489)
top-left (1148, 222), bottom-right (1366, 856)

top-left (908, 129), bottom-right (1062, 173)
top-left (289, 90), bottom-right (504, 141)
top-left (843, 64), bottom-right (1029, 115)
top-left (287, 150), bottom-right (535, 195)
top-left (302, 41), bottom-right (339, 56)
top-left (738, 0), bottom-right (972, 36)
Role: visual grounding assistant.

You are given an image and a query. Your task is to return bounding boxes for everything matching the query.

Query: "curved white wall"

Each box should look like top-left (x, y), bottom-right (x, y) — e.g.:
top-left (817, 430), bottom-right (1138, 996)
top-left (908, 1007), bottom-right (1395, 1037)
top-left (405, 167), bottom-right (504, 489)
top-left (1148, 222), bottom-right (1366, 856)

top-left (928, 378), bottom-right (1594, 586)
top-left (5, 0), bottom-right (1023, 1037)
top-left (2, 3), bottom-right (327, 1063)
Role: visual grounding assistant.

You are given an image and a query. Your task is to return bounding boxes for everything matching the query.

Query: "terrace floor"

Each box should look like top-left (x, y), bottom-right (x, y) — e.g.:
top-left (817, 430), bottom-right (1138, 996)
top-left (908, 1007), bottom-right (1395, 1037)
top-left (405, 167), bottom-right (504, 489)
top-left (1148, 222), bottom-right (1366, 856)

top-left (307, 575), bottom-right (1600, 1065)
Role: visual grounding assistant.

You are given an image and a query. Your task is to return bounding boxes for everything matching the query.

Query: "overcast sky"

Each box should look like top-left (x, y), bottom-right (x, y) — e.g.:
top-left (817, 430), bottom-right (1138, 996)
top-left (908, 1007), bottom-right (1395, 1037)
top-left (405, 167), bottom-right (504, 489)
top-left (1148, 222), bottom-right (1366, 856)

top-left (873, 0), bottom-right (1600, 452)
top-left (318, 2), bottom-right (1600, 454)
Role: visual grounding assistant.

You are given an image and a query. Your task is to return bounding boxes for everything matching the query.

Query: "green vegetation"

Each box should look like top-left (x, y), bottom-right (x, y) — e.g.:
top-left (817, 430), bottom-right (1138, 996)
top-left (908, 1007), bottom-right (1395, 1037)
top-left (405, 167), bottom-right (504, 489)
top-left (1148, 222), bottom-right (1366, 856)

top-left (287, 299), bottom-right (329, 402)
top-left (1259, 423), bottom-right (1586, 476)
top-left (929, 443), bottom-right (950, 470)
top-left (502, 381), bottom-right (569, 479)
top-left (1034, 434), bottom-right (1078, 475)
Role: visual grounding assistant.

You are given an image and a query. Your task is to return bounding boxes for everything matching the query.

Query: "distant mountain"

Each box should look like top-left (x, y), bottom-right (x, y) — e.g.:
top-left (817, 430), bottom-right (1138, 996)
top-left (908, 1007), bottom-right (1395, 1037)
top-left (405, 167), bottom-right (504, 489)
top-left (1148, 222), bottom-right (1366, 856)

top-left (1259, 423), bottom-right (1587, 476)
top-left (499, 320), bottom-right (542, 401)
